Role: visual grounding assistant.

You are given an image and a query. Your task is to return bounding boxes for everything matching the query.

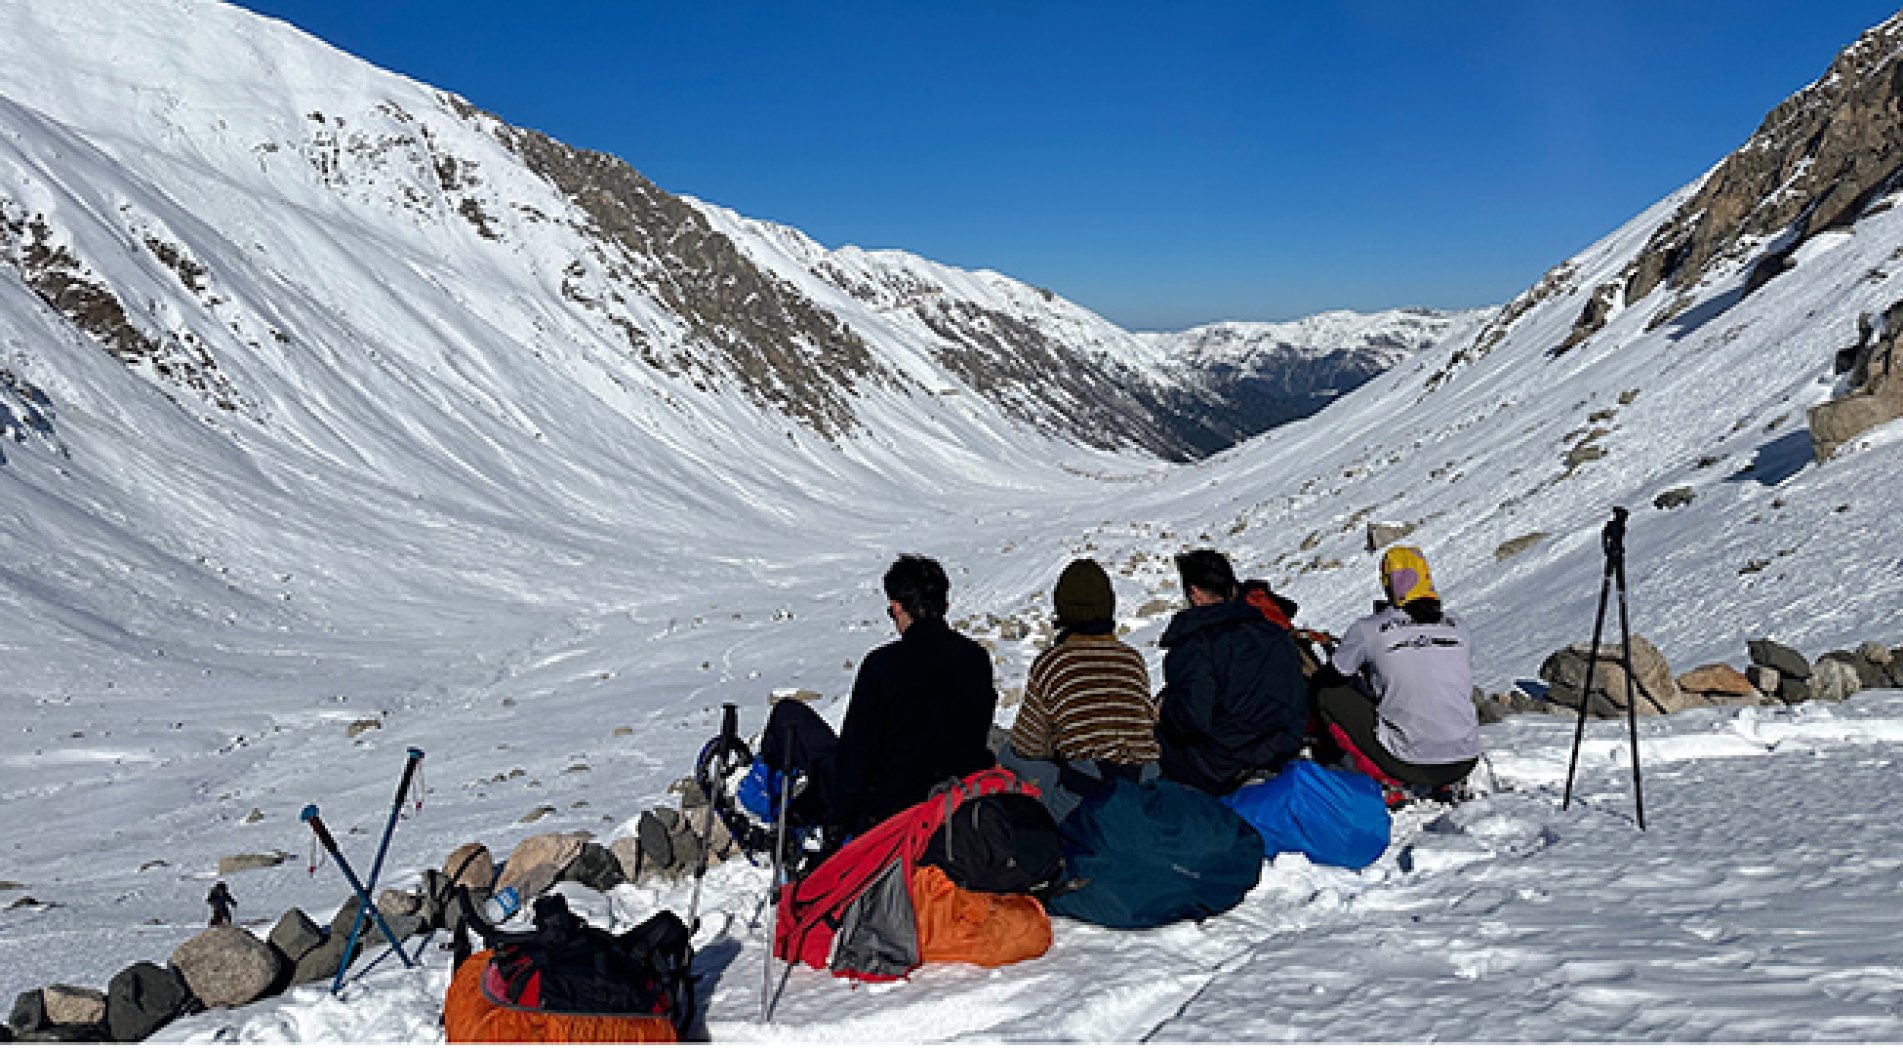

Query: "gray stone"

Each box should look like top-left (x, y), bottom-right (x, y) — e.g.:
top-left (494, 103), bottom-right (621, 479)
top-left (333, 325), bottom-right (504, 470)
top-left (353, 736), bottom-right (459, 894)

top-left (105, 962), bottom-right (188, 1043)
top-left (1539, 634), bottom-right (1685, 716)
top-left (1811, 658), bottom-right (1863, 702)
top-left (216, 851), bottom-right (289, 876)
top-left (1366, 520), bottom-right (1414, 552)
top-left (443, 843), bottom-right (495, 892)
top-left (328, 899), bottom-right (423, 950)
top-left (267, 908), bottom-right (324, 963)
top-left (1856, 640), bottom-right (1892, 666)
top-left (559, 842), bottom-right (626, 892)
top-left (1652, 487), bottom-right (1696, 510)
top-left (1746, 664), bottom-right (1781, 695)
top-left (635, 810), bottom-right (677, 875)
top-left (171, 925), bottom-right (281, 1009)
top-left (1830, 648), bottom-right (1890, 689)
top-left (495, 833), bottom-right (587, 900)
top-left (1747, 638), bottom-right (1811, 680)
top-left (39, 988), bottom-right (103, 1030)
top-left (608, 836), bottom-right (645, 884)
top-left (10, 991), bottom-right (46, 1035)
top-left (376, 888), bottom-right (422, 918)
top-left (1778, 675), bottom-right (1813, 704)
top-left (416, 869), bottom-right (452, 929)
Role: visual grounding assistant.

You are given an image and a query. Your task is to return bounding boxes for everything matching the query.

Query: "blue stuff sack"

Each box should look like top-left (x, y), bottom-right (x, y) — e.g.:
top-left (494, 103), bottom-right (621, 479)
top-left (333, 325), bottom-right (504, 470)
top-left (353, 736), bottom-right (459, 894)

top-left (1222, 760), bottom-right (1390, 870)
top-left (735, 756), bottom-right (784, 822)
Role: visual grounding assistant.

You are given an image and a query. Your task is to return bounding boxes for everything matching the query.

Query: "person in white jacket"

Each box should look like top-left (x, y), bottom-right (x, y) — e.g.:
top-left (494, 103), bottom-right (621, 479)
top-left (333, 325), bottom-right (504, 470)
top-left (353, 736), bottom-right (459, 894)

top-left (1313, 545), bottom-right (1480, 791)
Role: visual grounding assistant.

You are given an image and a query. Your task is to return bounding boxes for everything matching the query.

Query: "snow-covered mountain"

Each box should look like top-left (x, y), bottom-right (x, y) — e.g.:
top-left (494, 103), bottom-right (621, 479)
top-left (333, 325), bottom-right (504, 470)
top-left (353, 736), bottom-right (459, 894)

top-left (6, 0), bottom-right (1903, 1040)
top-left (1138, 307), bottom-right (1496, 437)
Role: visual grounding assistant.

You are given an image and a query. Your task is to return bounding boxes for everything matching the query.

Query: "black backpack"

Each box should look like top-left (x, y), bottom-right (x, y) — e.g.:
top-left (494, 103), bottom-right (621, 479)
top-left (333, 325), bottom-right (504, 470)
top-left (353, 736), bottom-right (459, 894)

top-left (460, 892), bottom-right (694, 1029)
top-left (920, 791), bottom-right (1065, 896)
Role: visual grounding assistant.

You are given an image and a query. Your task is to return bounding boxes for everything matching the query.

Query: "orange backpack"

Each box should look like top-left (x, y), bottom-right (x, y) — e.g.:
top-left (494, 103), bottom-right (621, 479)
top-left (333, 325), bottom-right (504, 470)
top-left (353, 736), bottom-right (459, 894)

top-left (910, 865), bottom-right (1052, 968)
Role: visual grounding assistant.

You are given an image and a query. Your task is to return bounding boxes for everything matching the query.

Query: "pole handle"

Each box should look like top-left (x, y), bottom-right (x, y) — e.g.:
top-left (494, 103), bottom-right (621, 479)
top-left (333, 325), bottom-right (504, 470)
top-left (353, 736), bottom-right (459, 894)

top-left (393, 747), bottom-right (425, 808)
top-left (301, 806), bottom-right (337, 852)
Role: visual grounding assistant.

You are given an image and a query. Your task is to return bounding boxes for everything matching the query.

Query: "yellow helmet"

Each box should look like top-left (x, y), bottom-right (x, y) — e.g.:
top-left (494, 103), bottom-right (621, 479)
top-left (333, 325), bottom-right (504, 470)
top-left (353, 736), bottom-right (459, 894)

top-left (1380, 545), bottom-right (1439, 606)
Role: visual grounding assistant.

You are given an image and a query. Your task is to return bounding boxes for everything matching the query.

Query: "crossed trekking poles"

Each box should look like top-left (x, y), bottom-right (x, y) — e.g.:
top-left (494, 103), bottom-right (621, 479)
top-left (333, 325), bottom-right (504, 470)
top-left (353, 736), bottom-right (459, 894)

top-left (1561, 507), bottom-right (1646, 829)
top-left (301, 746), bottom-right (427, 994)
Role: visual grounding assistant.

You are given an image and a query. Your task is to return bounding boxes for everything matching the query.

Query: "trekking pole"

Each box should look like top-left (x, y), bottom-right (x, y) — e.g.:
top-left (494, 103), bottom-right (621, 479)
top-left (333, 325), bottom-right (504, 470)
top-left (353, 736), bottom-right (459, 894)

top-left (1561, 508), bottom-right (1646, 828)
top-left (300, 805), bottom-right (416, 984)
top-left (329, 747), bottom-right (425, 994)
top-left (761, 769), bottom-right (792, 1023)
top-left (688, 703), bottom-right (741, 933)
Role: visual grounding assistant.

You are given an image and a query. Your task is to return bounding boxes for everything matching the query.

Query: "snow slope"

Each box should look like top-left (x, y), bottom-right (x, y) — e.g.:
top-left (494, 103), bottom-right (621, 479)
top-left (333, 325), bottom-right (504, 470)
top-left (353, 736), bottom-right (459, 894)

top-left (4, 0), bottom-right (1903, 1041)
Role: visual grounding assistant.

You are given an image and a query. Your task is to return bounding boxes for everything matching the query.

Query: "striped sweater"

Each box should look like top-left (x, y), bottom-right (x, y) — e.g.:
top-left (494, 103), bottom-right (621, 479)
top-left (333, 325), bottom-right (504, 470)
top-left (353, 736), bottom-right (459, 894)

top-left (1010, 633), bottom-right (1160, 764)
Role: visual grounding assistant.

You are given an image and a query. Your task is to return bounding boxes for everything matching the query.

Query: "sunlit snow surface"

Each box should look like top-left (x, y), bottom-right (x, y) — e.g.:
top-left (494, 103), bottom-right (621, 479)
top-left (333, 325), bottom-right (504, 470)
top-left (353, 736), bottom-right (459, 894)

top-left (4, 0), bottom-right (1903, 1040)
top-left (123, 692), bottom-right (1903, 1043)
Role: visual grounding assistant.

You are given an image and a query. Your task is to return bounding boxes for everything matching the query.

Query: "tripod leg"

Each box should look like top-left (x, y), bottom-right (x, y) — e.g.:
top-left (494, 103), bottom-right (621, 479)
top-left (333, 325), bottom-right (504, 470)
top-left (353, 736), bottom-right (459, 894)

top-left (1562, 570), bottom-right (1615, 810)
top-left (1615, 572), bottom-right (1647, 830)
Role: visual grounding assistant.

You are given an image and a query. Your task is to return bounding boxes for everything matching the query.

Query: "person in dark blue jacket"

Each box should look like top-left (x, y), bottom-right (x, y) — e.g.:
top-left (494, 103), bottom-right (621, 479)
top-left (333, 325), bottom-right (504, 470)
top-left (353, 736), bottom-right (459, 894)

top-left (1155, 549), bottom-right (1309, 794)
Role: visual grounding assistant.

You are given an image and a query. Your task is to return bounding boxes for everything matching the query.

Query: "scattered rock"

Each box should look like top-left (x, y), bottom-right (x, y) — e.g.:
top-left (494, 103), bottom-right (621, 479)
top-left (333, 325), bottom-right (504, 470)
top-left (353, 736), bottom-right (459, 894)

top-left (495, 833), bottom-right (587, 899)
top-left (518, 805), bottom-right (557, 824)
top-left (242, 808), bottom-right (264, 824)
top-left (1857, 640), bottom-right (1893, 666)
top-left (105, 962), bottom-right (188, 1042)
top-left (559, 842), bottom-right (626, 892)
top-left (267, 908), bottom-right (324, 965)
top-left (40, 987), bottom-right (103, 1030)
top-left (217, 851), bottom-right (290, 875)
top-left (376, 889), bottom-right (421, 918)
top-left (171, 925), bottom-right (281, 1009)
top-left (345, 718), bottom-right (382, 739)
top-left (9, 990), bottom-right (46, 1035)
top-left (1539, 635), bottom-right (1687, 716)
top-left (1494, 532), bottom-right (1548, 562)
top-left (1810, 658), bottom-right (1863, 702)
top-left (1365, 520), bottom-right (1414, 552)
top-left (1777, 675), bottom-right (1813, 704)
top-left (1746, 664), bottom-right (1781, 695)
top-left (608, 837), bottom-right (644, 884)
top-left (1747, 638), bottom-right (1811, 680)
top-left (1676, 663), bottom-right (1759, 699)
top-left (612, 726), bottom-right (634, 737)
top-left (1135, 598), bottom-right (1174, 619)
top-left (1652, 487), bottom-right (1695, 510)
top-left (443, 843), bottom-right (495, 892)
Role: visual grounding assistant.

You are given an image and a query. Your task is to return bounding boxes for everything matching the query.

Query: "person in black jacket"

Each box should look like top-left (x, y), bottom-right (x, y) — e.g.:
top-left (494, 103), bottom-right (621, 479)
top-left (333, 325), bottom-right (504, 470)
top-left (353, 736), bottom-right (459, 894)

top-left (1155, 549), bottom-right (1308, 794)
top-left (822, 554), bottom-right (999, 834)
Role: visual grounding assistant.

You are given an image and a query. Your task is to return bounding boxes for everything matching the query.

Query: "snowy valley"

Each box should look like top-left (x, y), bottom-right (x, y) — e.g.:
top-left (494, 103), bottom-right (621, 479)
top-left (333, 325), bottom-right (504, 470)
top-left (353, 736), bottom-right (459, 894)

top-left (4, 0), bottom-right (1903, 1041)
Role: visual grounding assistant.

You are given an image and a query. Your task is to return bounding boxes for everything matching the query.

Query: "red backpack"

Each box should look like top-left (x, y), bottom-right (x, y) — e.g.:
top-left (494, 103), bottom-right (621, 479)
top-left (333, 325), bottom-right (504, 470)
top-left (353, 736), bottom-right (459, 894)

top-left (772, 767), bottom-right (1037, 982)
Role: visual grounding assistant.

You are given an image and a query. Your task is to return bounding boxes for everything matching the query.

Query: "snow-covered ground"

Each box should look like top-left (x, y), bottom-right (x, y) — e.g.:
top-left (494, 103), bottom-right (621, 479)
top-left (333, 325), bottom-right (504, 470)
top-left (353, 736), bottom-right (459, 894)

top-left (5, 0), bottom-right (1903, 1040)
top-left (136, 690), bottom-right (1903, 1043)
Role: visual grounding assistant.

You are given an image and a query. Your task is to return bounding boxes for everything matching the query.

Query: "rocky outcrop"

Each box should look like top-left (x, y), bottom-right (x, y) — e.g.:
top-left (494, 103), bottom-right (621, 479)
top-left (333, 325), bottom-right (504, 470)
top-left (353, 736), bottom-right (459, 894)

top-left (1539, 634), bottom-right (1691, 716)
top-left (1810, 300), bottom-right (1903, 459)
top-left (1617, 13), bottom-right (1903, 333)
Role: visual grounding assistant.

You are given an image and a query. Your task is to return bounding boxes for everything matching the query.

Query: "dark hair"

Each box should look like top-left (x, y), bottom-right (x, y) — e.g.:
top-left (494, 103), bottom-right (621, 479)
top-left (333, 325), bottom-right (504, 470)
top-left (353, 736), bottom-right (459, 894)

top-left (1175, 549), bottom-right (1238, 601)
top-left (1401, 597), bottom-right (1443, 625)
top-left (884, 554), bottom-right (950, 621)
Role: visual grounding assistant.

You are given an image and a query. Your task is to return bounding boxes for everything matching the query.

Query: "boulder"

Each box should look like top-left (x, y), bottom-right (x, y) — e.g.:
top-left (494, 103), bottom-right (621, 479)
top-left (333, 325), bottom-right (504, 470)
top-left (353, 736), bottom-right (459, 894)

top-left (416, 869), bottom-right (453, 929)
top-left (1366, 520), bottom-right (1414, 552)
top-left (216, 852), bottom-right (288, 876)
top-left (171, 925), bottom-right (281, 1009)
top-left (1778, 675), bottom-right (1813, 704)
top-left (41, 987), bottom-right (104, 1029)
top-left (104, 962), bottom-right (188, 1043)
top-left (1473, 690), bottom-right (1516, 725)
top-left (1747, 638), bottom-right (1811, 680)
top-left (559, 842), bottom-right (625, 892)
top-left (376, 888), bottom-right (422, 918)
top-left (443, 843), bottom-right (495, 892)
top-left (267, 908), bottom-right (324, 965)
top-left (1824, 649), bottom-right (1889, 690)
top-left (1746, 664), bottom-right (1781, 695)
top-left (327, 898), bottom-right (423, 949)
top-left (608, 837), bottom-right (645, 884)
top-left (1676, 663), bottom-right (1760, 700)
top-left (495, 833), bottom-right (588, 900)
top-left (1539, 634), bottom-right (1686, 715)
top-left (10, 991), bottom-right (46, 1035)
top-left (1856, 640), bottom-right (1893, 667)
top-left (1811, 658), bottom-right (1863, 702)
top-left (680, 804), bottom-right (737, 861)
top-left (634, 810), bottom-right (678, 876)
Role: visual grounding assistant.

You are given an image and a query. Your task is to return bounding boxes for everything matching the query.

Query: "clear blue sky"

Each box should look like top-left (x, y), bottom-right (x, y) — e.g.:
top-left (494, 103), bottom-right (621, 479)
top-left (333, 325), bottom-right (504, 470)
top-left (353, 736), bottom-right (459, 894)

top-left (232, 1), bottom-right (1900, 331)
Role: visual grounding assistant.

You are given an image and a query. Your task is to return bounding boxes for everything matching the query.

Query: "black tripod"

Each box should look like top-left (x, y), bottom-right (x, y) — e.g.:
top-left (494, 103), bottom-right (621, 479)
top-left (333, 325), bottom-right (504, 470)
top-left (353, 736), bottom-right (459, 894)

top-left (1561, 506), bottom-right (1646, 829)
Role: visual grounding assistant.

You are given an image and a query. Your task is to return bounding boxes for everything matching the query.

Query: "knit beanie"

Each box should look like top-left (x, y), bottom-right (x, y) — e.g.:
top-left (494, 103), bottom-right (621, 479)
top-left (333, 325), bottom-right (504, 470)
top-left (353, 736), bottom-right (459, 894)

top-left (1053, 558), bottom-right (1115, 627)
top-left (1380, 545), bottom-right (1439, 606)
